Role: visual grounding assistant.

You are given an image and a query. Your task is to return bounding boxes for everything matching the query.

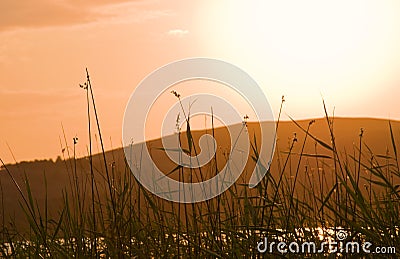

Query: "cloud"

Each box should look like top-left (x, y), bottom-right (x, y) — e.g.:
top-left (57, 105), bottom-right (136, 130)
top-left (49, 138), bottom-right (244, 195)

top-left (167, 29), bottom-right (188, 37)
top-left (0, 0), bottom-right (166, 32)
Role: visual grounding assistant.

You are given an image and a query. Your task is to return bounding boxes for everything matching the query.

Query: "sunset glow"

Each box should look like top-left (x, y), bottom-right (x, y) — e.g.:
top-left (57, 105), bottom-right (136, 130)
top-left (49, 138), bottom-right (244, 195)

top-left (196, 0), bottom-right (400, 118)
top-left (1, 0), bottom-right (400, 163)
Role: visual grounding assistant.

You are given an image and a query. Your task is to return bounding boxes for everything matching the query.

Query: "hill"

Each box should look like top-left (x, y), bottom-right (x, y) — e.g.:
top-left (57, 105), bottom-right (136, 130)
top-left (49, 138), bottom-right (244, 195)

top-left (1, 117), bottom-right (399, 231)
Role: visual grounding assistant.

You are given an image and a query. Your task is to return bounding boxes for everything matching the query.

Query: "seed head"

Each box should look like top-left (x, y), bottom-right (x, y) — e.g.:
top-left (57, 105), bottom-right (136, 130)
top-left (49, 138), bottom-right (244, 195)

top-left (171, 90), bottom-right (181, 98)
top-left (359, 128), bottom-right (364, 137)
top-left (79, 83), bottom-right (88, 90)
top-left (242, 114), bottom-right (249, 127)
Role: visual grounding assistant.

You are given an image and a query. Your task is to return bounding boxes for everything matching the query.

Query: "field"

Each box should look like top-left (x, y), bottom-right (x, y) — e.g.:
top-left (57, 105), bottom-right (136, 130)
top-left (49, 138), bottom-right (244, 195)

top-left (1, 114), bottom-right (400, 257)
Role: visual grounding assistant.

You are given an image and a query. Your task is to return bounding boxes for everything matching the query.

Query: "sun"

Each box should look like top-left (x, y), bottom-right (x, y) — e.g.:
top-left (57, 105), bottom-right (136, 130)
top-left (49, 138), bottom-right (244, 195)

top-left (195, 0), bottom-right (400, 119)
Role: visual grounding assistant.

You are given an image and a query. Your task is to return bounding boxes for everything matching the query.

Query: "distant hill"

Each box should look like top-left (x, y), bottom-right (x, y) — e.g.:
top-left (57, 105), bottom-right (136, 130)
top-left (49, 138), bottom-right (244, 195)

top-left (1, 117), bottom-right (399, 230)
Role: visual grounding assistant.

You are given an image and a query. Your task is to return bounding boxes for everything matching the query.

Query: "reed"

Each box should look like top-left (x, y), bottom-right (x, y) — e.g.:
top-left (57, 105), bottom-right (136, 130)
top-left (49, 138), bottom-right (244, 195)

top-left (0, 79), bottom-right (399, 257)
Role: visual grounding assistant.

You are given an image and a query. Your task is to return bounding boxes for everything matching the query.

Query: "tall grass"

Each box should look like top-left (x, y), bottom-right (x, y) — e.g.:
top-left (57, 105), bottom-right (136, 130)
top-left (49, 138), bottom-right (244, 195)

top-left (0, 84), bottom-right (399, 257)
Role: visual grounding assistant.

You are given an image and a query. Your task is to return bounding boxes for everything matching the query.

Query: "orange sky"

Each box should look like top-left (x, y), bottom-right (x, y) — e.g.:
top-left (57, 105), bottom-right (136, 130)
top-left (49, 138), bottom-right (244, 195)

top-left (1, 0), bottom-right (400, 163)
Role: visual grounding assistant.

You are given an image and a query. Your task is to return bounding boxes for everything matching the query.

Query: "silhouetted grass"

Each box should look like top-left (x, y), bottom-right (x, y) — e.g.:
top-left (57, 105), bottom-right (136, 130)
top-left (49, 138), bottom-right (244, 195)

top-left (0, 83), bottom-right (399, 258)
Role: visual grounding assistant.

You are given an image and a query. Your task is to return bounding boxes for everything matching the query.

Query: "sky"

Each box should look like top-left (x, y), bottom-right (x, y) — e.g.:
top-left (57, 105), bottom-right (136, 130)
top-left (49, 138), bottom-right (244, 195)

top-left (1, 0), bottom-right (400, 163)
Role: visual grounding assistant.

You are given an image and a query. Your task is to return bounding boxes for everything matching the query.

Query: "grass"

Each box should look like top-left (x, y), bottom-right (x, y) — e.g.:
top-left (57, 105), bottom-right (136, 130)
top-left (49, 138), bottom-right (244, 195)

top-left (0, 78), bottom-right (399, 258)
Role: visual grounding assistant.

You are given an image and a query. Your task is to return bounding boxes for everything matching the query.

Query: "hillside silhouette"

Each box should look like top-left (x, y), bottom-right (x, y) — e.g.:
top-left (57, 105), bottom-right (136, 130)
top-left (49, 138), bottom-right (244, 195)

top-left (1, 117), bottom-right (399, 231)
